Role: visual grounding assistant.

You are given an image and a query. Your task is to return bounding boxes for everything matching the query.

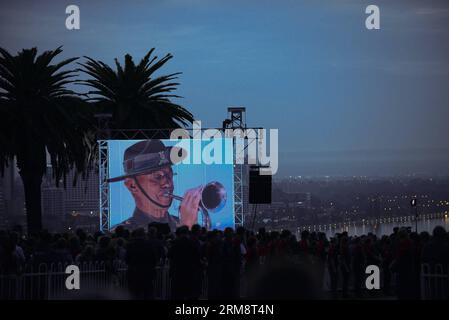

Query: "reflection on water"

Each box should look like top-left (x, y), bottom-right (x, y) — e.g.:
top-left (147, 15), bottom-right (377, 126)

top-left (296, 214), bottom-right (449, 239)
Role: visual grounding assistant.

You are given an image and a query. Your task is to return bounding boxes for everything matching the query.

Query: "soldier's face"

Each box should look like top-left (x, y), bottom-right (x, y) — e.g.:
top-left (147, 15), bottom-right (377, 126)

top-left (128, 166), bottom-right (174, 207)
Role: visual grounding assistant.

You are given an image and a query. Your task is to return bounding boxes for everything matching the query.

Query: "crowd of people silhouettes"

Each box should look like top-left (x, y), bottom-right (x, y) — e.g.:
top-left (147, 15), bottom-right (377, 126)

top-left (1, 223), bottom-right (448, 299)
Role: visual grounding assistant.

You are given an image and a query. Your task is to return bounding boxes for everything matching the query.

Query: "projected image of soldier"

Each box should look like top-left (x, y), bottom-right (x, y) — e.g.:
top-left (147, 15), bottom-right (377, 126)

top-left (108, 140), bottom-right (201, 232)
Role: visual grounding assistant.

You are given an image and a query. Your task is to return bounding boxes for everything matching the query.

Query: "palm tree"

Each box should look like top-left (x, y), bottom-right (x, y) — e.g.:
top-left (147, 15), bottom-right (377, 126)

top-left (0, 47), bottom-right (95, 234)
top-left (78, 48), bottom-right (194, 130)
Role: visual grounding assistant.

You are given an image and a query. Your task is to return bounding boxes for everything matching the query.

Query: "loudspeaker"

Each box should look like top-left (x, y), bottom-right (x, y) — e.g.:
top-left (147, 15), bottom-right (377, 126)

top-left (249, 166), bottom-right (272, 204)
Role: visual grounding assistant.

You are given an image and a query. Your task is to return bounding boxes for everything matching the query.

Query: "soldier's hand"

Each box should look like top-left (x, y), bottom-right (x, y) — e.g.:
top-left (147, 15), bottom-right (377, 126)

top-left (179, 186), bottom-right (202, 229)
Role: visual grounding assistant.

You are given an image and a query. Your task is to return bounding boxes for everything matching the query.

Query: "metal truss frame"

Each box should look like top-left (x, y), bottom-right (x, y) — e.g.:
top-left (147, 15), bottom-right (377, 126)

top-left (98, 140), bottom-right (110, 231)
top-left (98, 127), bottom-right (261, 231)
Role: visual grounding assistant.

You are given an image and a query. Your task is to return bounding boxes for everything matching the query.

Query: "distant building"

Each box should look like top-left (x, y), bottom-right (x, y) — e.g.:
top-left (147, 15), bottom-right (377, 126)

top-left (42, 166), bottom-right (99, 231)
top-left (41, 185), bottom-right (65, 230)
top-left (0, 162), bottom-right (26, 228)
top-left (62, 170), bottom-right (99, 217)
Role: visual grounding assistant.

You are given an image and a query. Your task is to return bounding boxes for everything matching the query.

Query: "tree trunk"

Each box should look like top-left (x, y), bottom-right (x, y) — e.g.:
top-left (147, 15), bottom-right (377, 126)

top-left (16, 140), bottom-right (46, 235)
top-left (20, 171), bottom-right (44, 234)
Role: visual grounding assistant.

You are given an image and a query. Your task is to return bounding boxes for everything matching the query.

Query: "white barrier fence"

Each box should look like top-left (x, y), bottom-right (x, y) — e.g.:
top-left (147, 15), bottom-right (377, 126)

top-left (1, 261), bottom-right (447, 299)
top-left (0, 260), bottom-right (127, 300)
top-left (421, 263), bottom-right (449, 300)
top-left (0, 259), bottom-right (206, 300)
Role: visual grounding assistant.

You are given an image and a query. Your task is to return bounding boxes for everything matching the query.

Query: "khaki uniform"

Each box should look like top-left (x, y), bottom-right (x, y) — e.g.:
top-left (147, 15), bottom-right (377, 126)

top-left (113, 207), bottom-right (179, 232)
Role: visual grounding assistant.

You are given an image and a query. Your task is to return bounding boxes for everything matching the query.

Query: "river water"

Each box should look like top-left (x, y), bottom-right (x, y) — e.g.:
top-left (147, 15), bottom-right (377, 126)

top-left (296, 213), bottom-right (449, 238)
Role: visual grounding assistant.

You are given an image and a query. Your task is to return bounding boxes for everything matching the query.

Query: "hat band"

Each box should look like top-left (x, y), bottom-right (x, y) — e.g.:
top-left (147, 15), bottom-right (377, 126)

top-left (123, 150), bottom-right (171, 174)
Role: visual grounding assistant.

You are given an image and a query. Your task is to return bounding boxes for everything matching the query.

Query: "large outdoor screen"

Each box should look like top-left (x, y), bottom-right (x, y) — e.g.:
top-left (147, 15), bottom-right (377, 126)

top-left (107, 139), bottom-right (235, 231)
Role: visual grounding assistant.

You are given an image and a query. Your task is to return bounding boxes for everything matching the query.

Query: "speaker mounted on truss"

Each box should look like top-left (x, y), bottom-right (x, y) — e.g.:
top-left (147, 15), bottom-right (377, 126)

top-left (249, 165), bottom-right (272, 204)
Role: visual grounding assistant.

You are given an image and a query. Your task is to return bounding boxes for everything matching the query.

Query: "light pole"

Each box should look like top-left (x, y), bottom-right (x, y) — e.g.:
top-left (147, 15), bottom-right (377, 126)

top-left (411, 198), bottom-right (418, 233)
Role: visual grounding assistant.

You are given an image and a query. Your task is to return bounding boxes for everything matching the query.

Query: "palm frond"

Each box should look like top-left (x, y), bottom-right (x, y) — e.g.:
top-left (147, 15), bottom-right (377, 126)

top-left (79, 48), bottom-right (194, 129)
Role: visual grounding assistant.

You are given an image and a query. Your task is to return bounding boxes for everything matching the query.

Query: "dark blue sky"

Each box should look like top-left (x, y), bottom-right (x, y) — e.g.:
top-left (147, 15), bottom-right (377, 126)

top-left (1, 0), bottom-right (449, 177)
